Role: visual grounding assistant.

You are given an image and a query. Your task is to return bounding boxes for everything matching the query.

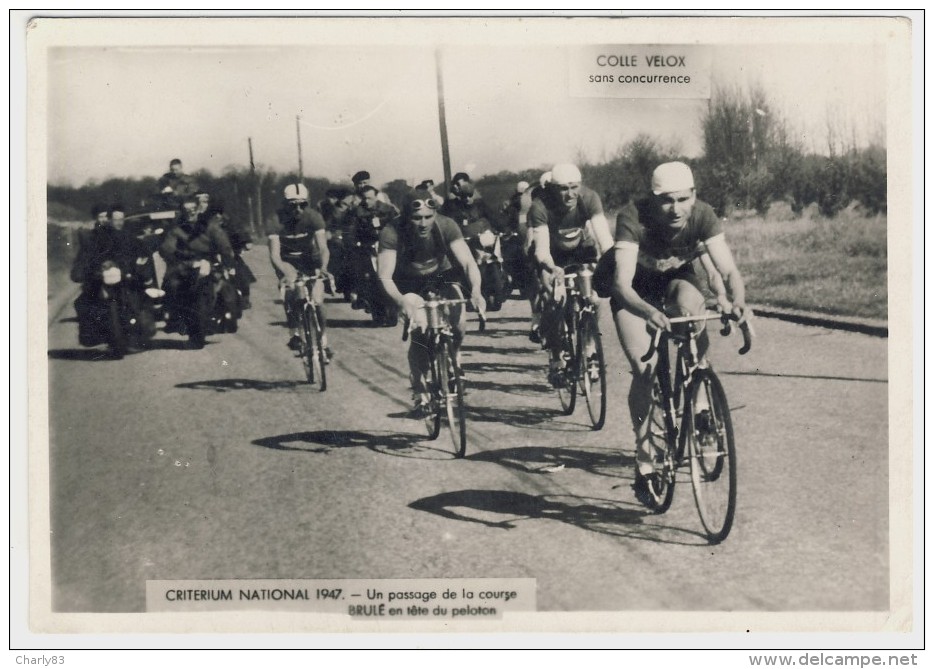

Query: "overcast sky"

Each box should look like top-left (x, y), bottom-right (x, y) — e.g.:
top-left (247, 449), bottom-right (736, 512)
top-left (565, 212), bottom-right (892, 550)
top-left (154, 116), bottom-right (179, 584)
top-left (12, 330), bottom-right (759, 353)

top-left (42, 20), bottom-right (888, 188)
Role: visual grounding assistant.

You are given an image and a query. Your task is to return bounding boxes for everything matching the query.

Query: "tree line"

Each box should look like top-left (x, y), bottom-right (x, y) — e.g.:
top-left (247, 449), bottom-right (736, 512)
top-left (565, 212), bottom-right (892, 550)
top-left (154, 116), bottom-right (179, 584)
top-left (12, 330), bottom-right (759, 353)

top-left (48, 82), bottom-right (886, 226)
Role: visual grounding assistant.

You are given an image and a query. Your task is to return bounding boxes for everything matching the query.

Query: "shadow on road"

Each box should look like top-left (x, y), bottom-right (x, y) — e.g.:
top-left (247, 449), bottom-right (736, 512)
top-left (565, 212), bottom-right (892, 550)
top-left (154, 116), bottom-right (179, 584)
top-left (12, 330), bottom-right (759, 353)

top-left (266, 320), bottom-right (289, 328)
top-left (722, 370), bottom-right (887, 384)
top-left (463, 344), bottom-right (537, 356)
top-left (175, 378), bottom-right (309, 392)
top-left (47, 348), bottom-right (122, 362)
top-left (465, 378), bottom-right (552, 398)
top-left (252, 429), bottom-right (451, 459)
top-left (465, 404), bottom-right (563, 427)
top-left (409, 489), bottom-right (705, 544)
top-left (462, 361), bottom-right (539, 376)
top-left (58, 316), bottom-right (79, 324)
top-left (469, 445), bottom-right (632, 479)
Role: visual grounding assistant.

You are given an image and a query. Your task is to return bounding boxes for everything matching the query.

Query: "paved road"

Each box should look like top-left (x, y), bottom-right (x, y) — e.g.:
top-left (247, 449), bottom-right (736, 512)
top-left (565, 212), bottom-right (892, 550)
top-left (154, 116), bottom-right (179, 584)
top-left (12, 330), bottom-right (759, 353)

top-left (46, 249), bottom-right (889, 614)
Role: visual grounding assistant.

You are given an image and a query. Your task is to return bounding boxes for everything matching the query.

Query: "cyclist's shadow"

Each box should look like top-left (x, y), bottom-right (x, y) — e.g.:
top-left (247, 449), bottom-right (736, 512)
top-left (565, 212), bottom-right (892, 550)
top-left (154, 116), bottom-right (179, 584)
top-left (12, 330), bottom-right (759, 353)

top-left (252, 429), bottom-right (457, 459)
top-left (468, 445), bottom-right (632, 479)
top-left (408, 489), bottom-right (705, 545)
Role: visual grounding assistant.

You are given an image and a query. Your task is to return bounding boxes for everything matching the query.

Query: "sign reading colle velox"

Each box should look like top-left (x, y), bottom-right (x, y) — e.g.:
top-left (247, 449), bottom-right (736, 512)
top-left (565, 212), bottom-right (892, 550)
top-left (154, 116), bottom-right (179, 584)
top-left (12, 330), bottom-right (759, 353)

top-left (568, 45), bottom-right (712, 99)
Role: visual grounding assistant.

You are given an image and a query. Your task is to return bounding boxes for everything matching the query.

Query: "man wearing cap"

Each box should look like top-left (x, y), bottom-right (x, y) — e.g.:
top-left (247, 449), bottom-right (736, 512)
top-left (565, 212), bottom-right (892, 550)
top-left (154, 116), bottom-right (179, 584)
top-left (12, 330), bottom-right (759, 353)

top-left (347, 185), bottom-right (398, 317)
top-left (377, 190), bottom-right (485, 414)
top-left (609, 161), bottom-right (750, 506)
top-left (160, 195), bottom-right (236, 349)
top-left (157, 158), bottom-right (199, 209)
top-left (530, 163), bottom-right (614, 386)
top-left (267, 183), bottom-right (333, 357)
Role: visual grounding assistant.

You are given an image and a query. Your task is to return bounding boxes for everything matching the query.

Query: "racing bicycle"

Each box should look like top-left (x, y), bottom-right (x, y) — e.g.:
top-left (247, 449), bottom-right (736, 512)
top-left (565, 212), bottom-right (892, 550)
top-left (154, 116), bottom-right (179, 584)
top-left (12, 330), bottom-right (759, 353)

top-left (640, 310), bottom-right (753, 544)
top-left (551, 263), bottom-right (607, 430)
top-left (286, 271), bottom-right (331, 391)
top-left (403, 294), bottom-right (485, 458)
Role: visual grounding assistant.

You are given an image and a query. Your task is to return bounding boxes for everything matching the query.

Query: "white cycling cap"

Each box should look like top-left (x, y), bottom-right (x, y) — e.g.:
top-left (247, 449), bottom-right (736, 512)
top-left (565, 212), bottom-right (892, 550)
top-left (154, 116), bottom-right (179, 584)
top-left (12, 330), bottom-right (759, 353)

top-left (551, 163), bottom-right (582, 185)
top-left (284, 183), bottom-right (309, 200)
top-left (516, 180), bottom-right (530, 194)
top-left (651, 161), bottom-right (695, 195)
top-left (539, 171), bottom-right (552, 188)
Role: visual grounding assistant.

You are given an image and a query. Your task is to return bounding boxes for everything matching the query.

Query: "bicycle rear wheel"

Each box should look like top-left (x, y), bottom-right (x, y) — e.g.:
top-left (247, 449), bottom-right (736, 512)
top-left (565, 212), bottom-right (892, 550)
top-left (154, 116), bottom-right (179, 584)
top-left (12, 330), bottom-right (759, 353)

top-left (576, 312), bottom-right (607, 430)
top-left (686, 368), bottom-right (736, 543)
top-left (302, 304), bottom-right (326, 391)
top-left (556, 314), bottom-right (577, 415)
top-left (423, 352), bottom-right (442, 440)
top-left (438, 340), bottom-right (467, 458)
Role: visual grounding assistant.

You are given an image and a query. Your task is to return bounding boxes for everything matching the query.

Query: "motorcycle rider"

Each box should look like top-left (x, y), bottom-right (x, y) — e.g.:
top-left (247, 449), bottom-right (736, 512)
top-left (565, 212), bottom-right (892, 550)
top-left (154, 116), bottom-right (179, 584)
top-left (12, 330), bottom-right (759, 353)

top-left (267, 183), bottom-right (333, 358)
top-left (347, 185), bottom-right (397, 319)
top-left (159, 195), bottom-right (236, 349)
top-left (70, 204), bottom-right (156, 354)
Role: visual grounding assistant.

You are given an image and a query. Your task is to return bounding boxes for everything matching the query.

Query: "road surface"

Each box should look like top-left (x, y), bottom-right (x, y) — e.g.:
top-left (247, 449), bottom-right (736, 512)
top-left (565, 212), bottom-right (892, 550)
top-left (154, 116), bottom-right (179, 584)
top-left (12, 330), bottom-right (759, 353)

top-left (45, 248), bottom-right (889, 616)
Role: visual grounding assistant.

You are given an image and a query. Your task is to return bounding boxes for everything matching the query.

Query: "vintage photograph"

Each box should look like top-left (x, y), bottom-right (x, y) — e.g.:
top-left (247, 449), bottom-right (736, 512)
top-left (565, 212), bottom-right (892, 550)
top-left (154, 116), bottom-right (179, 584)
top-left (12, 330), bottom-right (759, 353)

top-left (23, 13), bottom-right (915, 640)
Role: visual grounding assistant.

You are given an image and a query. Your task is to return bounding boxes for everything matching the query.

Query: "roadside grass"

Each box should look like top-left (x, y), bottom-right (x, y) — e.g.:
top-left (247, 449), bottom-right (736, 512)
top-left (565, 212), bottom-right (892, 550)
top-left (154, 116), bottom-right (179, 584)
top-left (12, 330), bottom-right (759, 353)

top-left (724, 210), bottom-right (887, 320)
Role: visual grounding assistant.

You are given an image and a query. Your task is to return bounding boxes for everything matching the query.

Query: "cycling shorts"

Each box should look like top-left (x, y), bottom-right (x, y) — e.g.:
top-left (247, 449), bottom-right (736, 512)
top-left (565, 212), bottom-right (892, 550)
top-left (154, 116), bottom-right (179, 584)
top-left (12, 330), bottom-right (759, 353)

top-left (610, 263), bottom-right (705, 313)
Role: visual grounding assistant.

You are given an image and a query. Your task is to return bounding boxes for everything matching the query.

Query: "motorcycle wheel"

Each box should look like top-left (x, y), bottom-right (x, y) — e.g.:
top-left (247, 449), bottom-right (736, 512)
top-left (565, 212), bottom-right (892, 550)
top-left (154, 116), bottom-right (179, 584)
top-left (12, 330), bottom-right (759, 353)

top-left (106, 299), bottom-right (128, 360)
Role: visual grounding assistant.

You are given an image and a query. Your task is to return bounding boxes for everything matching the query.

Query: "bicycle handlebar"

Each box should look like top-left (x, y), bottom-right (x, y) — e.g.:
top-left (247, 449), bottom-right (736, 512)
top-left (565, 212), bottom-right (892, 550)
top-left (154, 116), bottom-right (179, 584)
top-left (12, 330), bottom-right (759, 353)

top-left (400, 298), bottom-right (486, 341)
top-left (640, 312), bottom-right (754, 362)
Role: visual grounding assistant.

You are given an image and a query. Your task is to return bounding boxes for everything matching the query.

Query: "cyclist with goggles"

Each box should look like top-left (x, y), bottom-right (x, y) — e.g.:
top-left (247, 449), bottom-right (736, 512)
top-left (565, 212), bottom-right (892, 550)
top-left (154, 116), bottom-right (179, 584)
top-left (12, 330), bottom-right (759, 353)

top-left (377, 191), bottom-right (486, 413)
top-left (267, 183), bottom-right (333, 359)
top-left (530, 163), bottom-right (614, 387)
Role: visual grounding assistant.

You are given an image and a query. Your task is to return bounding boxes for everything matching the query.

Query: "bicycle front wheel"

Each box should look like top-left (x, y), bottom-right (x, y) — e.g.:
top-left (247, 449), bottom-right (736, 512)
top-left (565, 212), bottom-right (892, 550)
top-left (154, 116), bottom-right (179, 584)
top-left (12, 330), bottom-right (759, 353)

top-left (302, 304), bottom-right (326, 391)
top-left (556, 313), bottom-right (577, 415)
top-left (576, 311), bottom-right (607, 430)
top-left (438, 340), bottom-right (467, 458)
top-left (686, 368), bottom-right (736, 543)
top-left (423, 350), bottom-right (442, 440)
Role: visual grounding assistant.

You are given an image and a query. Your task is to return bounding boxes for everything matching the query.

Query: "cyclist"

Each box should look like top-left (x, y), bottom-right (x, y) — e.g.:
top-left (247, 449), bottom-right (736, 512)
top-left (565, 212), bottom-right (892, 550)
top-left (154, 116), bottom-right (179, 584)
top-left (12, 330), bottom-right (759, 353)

top-left (267, 183), bottom-right (333, 359)
top-left (530, 163), bottom-right (614, 386)
top-left (607, 161), bottom-right (749, 504)
top-left (376, 190), bottom-right (486, 414)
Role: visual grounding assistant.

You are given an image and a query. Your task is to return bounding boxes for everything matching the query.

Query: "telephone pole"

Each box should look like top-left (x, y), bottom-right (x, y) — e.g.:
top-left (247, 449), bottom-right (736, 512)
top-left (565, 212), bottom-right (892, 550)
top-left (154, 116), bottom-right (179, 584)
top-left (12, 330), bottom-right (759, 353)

top-left (435, 48), bottom-right (452, 194)
top-left (296, 115), bottom-right (304, 182)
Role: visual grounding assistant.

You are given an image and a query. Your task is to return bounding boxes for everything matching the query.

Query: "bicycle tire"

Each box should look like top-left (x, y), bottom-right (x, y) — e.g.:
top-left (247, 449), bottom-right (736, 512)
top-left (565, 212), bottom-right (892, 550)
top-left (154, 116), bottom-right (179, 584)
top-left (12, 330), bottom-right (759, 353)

top-left (686, 368), bottom-right (736, 543)
top-left (438, 340), bottom-right (467, 458)
top-left (423, 349), bottom-right (442, 440)
top-left (643, 381), bottom-right (676, 512)
top-left (302, 304), bottom-right (326, 391)
top-left (555, 312), bottom-right (577, 415)
top-left (576, 312), bottom-right (607, 430)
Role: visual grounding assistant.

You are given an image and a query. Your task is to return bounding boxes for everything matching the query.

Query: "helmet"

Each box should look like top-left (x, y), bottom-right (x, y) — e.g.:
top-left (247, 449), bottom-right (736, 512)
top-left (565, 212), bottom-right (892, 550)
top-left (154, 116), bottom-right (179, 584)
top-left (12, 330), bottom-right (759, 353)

top-left (283, 183), bottom-right (309, 201)
top-left (551, 163), bottom-right (582, 186)
top-left (516, 181), bottom-right (530, 194)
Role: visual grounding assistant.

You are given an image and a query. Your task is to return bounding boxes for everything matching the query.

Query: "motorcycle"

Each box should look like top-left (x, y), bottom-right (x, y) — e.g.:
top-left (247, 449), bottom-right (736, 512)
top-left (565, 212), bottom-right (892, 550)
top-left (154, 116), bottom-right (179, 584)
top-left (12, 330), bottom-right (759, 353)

top-left (353, 239), bottom-right (399, 327)
top-left (471, 229), bottom-right (510, 312)
top-left (74, 260), bottom-right (158, 359)
top-left (208, 261), bottom-right (242, 335)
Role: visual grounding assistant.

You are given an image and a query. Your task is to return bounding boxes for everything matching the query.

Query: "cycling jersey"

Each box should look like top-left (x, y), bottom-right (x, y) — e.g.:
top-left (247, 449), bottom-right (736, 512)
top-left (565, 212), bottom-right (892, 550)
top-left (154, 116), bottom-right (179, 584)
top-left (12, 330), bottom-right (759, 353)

top-left (379, 214), bottom-right (464, 293)
top-left (528, 185), bottom-right (603, 253)
top-left (267, 206), bottom-right (326, 273)
top-left (614, 196), bottom-right (723, 305)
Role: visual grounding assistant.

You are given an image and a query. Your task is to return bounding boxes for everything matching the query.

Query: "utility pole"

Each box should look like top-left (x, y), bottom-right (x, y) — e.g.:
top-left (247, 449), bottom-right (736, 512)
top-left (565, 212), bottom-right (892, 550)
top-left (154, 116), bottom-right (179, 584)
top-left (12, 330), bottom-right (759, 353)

top-left (249, 137), bottom-right (262, 234)
top-left (296, 115), bottom-right (304, 183)
top-left (435, 48), bottom-right (452, 194)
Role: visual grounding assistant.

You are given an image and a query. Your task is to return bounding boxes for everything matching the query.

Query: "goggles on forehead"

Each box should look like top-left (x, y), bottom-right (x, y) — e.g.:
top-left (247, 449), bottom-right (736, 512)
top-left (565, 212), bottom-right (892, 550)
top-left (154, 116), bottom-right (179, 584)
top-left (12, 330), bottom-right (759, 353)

top-left (410, 198), bottom-right (437, 211)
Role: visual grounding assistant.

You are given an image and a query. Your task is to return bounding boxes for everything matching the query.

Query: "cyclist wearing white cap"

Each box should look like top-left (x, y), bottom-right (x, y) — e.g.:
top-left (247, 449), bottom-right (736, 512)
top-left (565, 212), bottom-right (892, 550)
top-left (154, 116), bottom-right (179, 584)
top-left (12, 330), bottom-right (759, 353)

top-left (530, 163), bottom-right (614, 386)
top-left (608, 161), bottom-right (749, 505)
top-left (268, 182), bottom-right (333, 358)
top-left (377, 190), bottom-right (486, 414)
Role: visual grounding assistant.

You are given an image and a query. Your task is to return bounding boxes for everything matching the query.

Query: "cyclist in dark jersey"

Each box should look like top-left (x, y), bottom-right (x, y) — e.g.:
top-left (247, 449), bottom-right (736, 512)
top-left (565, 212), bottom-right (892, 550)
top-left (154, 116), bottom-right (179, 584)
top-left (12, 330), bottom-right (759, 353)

top-left (267, 183), bottom-right (333, 359)
top-left (530, 163), bottom-right (614, 387)
top-left (377, 190), bottom-right (485, 413)
top-left (608, 161), bottom-right (750, 504)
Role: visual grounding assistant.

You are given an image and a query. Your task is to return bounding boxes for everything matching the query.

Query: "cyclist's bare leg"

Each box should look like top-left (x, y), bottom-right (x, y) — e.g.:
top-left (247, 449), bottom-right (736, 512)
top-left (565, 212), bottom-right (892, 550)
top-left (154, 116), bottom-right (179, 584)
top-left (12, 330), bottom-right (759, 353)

top-left (441, 283), bottom-right (466, 368)
top-left (408, 331), bottom-right (431, 396)
top-left (311, 277), bottom-right (330, 352)
top-left (538, 267), bottom-right (562, 355)
top-left (613, 305), bottom-right (661, 477)
top-left (664, 279), bottom-right (708, 361)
